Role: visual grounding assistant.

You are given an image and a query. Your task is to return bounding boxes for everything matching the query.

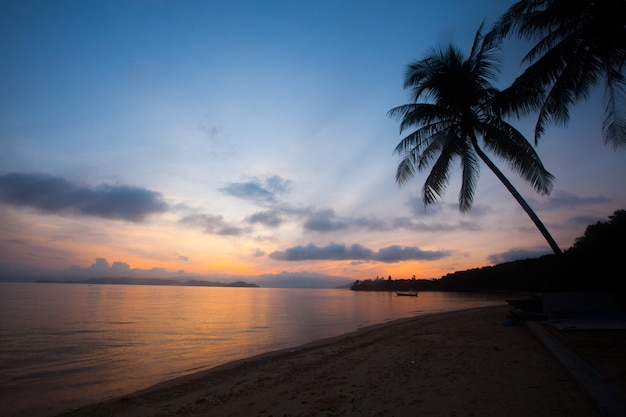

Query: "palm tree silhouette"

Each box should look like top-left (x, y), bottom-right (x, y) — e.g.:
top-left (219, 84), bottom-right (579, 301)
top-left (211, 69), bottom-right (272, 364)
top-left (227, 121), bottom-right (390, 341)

top-left (489, 0), bottom-right (626, 147)
top-left (388, 25), bottom-right (562, 254)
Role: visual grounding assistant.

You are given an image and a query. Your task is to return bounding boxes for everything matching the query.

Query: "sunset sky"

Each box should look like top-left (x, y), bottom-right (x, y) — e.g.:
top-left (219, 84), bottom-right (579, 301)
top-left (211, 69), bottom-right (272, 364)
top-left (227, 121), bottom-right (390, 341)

top-left (1, 0), bottom-right (624, 287)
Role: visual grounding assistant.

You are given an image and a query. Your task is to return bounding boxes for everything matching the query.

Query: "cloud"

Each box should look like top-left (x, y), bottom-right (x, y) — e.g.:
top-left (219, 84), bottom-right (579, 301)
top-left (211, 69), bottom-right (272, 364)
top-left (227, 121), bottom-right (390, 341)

top-left (392, 217), bottom-right (481, 232)
top-left (60, 258), bottom-right (182, 279)
top-left (303, 209), bottom-right (349, 231)
top-left (487, 247), bottom-right (552, 264)
top-left (271, 242), bottom-right (373, 261)
top-left (89, 257), bottom-right (110, 270)
top-left (0, 172), bottom-right (168, 222)
top-left (300, 208), bottom-right (479, 233)
top-left (179, 213), bottom-right (248, 236)
top-left (405, 195), bottom-right (491, 217)
top-left (352, 216), bottom-right (391, 231)
top-left (111, 261), bottom-right (131, 272)
top-left (269, 242), bottom-right (449, 263)
top-left (246, 209), bottom-right (284, 227)
top-left (265, 175), bottom-right (292, 193)
top-left (178, 255), bottom-right (189, 262)
top-left (301, 210), bottom-right (387, 232)
top-left (220, 182), bottom-right (273, 202)
top-left (565, 214), bottom-right (606, 228)
top-left (198, 123), bottom-right (222, 140)
top-left (406, 195), bottom-right (444, 215)
top-left (220, 175), bottom-right (292, 204)
top-left (376, 245), bottom-right (449, 262)
top-left (536, 190), bottom-right (611, 210)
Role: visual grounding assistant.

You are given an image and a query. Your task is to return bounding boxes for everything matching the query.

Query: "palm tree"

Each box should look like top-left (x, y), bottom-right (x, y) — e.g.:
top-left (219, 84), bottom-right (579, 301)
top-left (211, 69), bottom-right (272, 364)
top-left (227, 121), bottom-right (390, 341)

top-left (489, 0), bottom-right (626, 147)
top-left (389, 25), bottom-right (562, 254)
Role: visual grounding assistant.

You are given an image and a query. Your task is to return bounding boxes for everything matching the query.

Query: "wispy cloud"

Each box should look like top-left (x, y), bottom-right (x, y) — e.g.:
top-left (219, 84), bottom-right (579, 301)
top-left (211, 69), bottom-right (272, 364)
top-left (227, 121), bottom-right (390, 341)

top-left (392, 217), bottom-right (481, 232)
top-left (565, 214), bottom-right (606, 228)
top-left (405, 195), bottom-right (445, 215)
top-left (178, 213), bottom-right (249, 236)
top-left (0, 172), bottom-right (168, 222)
top-left (220, 175), bottom-right (292, 204)
top-left (215, 176), bottom-right (482, 236)
top-left (246, 209), bottom-right (284, 227)
top-left (487, 247), bottom-right (552, 264)
top-left (301, 209), bottom-right (479, 233)
top-left (303, 209), bottom-right (350, 231)
top-left (405, 195), bottom-right (491, 217)
top-left (269, 242), bottom-right (450, 263)
top-left (534, 190), bottom-right (612, 210)
top-left (176, 191), bottom-right (482, 239)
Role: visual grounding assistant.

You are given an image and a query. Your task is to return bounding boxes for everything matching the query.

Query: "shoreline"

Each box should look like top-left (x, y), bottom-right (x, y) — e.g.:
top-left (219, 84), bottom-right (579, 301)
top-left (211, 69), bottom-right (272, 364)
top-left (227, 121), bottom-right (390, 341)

top-left (53, 305), bottom-right (609, 417)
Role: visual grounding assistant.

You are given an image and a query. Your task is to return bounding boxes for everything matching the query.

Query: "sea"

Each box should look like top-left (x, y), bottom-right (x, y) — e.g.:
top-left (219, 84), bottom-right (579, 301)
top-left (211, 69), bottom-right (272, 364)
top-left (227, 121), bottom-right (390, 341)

top-left (0, 282), bottom-right (508, 417)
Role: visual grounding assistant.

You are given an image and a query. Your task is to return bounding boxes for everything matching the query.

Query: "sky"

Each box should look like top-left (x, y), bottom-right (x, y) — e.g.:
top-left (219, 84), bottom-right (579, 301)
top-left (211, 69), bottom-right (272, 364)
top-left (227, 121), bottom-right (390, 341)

top-left (1, 0), bottom-right (624, 287)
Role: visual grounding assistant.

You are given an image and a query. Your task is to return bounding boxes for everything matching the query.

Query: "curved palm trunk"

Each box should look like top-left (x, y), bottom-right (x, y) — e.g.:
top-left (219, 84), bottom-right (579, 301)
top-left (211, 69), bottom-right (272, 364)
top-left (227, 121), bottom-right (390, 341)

top-left (470, 137), bottom-right (562, 255)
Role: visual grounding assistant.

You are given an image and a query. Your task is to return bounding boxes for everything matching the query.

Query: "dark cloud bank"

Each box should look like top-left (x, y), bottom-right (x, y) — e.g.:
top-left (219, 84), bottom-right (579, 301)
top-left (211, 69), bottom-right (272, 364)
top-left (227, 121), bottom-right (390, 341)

top-left (0, 172), bottom-right (168, 222)
top-left (270, 242), bottom-right (449, 263)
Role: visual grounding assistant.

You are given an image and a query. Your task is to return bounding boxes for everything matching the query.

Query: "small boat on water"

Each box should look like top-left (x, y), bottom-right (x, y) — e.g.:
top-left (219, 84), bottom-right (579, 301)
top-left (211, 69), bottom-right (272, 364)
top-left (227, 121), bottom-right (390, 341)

top-left (395, 291), bottom-right (418, 297)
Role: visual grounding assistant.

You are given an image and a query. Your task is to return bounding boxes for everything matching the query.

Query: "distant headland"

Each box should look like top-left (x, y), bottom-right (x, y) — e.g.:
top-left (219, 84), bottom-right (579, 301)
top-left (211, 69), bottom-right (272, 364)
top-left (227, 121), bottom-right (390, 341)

top-left (36, 277), bottom-right (259, 288)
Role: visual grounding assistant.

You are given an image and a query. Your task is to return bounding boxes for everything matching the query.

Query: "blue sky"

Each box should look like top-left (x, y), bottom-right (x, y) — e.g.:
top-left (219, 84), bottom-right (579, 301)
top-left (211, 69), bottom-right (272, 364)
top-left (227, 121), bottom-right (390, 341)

top-left (1, 0), bottom-right (624, 286)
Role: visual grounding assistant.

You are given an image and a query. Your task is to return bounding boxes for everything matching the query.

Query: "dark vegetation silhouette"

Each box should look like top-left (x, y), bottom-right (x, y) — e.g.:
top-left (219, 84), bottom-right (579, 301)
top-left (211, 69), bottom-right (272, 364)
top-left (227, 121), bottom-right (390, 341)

top-left (351, 210), bottom-right (625, 306)
top-left (488, 0), bottom-right (626, 147)
top-left (388, 25), bottom-right (562, 254)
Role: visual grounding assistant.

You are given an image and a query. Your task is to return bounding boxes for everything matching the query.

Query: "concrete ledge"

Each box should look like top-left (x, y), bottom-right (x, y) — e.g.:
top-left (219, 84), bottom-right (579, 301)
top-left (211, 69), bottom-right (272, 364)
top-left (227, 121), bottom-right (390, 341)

top-left (527, 321), bottom-right (626, 417)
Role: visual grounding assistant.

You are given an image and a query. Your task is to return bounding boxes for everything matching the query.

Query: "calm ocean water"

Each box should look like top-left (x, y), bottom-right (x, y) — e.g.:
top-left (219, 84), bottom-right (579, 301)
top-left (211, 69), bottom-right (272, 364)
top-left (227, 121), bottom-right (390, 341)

top-left (0, 282), bottom-right (506, 417)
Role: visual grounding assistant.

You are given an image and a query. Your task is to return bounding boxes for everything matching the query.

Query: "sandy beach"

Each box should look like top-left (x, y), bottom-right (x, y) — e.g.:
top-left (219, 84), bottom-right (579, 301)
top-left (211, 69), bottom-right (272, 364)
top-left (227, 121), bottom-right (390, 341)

top-left (53, 305), bottom-right (625, 417)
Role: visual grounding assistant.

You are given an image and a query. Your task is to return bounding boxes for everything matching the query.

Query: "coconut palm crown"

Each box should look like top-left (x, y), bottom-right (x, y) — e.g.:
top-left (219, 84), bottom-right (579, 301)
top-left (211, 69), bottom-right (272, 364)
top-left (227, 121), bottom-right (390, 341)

top-left (389, 25), bottom-right (562, 254)
top-left (489, 0), bottom-right (626, 147)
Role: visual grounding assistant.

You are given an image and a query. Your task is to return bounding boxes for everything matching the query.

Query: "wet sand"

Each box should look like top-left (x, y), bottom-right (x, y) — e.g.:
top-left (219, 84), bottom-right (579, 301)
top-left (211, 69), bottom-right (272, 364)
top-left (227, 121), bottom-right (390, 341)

top-left (54, 305), bottom-right (620, 417)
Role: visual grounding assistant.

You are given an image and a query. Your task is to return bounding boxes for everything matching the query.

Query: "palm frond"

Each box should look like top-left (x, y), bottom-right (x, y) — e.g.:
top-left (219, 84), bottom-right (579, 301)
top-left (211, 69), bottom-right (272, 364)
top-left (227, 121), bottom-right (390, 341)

top-left (405, 46), bottom-right (470, 106)
top-left (469, 21), bottom-right (487, 61)
top-left (490, 75), bottom-right (546, 119)
top-left (487, 0), bottom-right (538, 42)
top-left (571, 51), bottom-right (604, 102)
top-left (507, 33), bottom-right (573, 108)
top-left (395, 154), bottom-right (417, 185)
top-left (489, 0), bottom-right (626, 145)
top-left (500, 0), bottom-right (583, 44)
top-left (393, 120), bottom-right (452, 156)
top-left (520, 5), bottom-right (584, 63)
top-left (533, 53), bottom-right (581, 140)
top-left (387, 103), bottom-right (454, 134)
top-left (480, 118), bottom-right (555, 195)
top-left (469, 22), bottom-right (502, 85)
top-left (603, 68), bottom-right (626, 149)
top-left (395, 130), bottom-right (448, 185)
top-left (404, 54), bottom-right (453, 103)
top-left (422, 139), bottom-right (456, 205)
top-left (519, 34), bottom-right (586, 141)
top-left (458, 144), bottom-right (480, 212)
top-left (417, 131), bottom-right (448, 171)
